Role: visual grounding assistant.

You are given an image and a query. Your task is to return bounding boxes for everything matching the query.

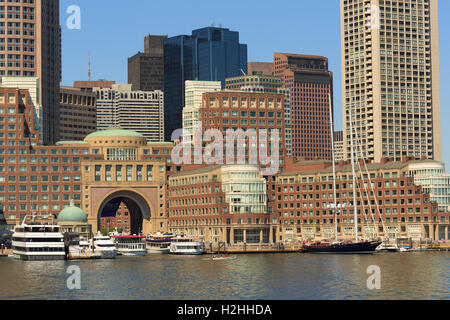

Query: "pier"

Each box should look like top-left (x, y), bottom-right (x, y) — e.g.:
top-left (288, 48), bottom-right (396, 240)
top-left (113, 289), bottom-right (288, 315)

top-left (0, 248), bottom-right (12, 257)
top-left (204, 242), bottom-right (302, 254)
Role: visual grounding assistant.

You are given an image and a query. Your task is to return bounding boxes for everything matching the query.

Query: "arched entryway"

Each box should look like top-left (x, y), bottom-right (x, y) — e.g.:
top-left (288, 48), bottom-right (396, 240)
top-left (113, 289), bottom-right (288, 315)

top-left (96, 190), bottom-right (152, 235)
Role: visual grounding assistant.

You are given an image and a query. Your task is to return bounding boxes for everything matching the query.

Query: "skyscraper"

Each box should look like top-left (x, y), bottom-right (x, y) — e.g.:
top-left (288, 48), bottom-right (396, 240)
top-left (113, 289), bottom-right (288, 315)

top-left (164, 26), bottom-right (248, 140)
top-left (93, 84), bottom-right (164, 142)
top-left (340, 0), bottom-right (441, 162)
top-left (128, 35), bottom-right (167, 92)
top-left (274, 53), bottom-right (333, 161)
top-left (0, 0), bottom-right (61, 144)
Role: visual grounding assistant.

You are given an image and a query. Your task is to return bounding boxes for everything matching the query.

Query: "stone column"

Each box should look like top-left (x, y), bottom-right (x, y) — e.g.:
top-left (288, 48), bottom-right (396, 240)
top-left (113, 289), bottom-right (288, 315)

top-left (429, 224), bottom-right (433, 240)
top-left (269, 227), bottom-right (274, 244)
top-left (259, 229), bottom-right (263, 244)
top-left (435, 224), bottom-right (440, 241)
top-left (445, 226), bottom-right (449, 241)
top-left (243, 229), bottom-right (247, 244)
top-left (230, 227), bottom-right (234, 245)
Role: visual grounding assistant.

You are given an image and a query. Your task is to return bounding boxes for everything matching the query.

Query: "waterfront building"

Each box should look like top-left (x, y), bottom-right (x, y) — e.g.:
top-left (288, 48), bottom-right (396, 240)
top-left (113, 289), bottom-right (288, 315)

top-left (59, 86), bottom-right (96, 141)
top-left (0, 87), bottom-right (174, 235)
top-left (274, 157), bottom-right (450, 242)
top-left (248, 62), bottom-right (274, 76)
top-left (0, 0), bottom-right (61, 145)
top-left (340, 0), bottom-right (441, 162)
top-left (128, 35), bottom-right (167, 92)
top-left (57, 203), bottom-right (92, 239)
top-left (168, 165), bottom-right (277, 244)
top-left (274, 53), bottom-right (333, 161)
top-left (408, 160), bottom-right (450, 213)
top-left (164, 26), bottom-right (248, 140)
top-left (93, 84), bottom-right (164, 142)
top-left (182, 80), bottom-right (222, 144)
top-left (225, 75), bottom-right (292, 157)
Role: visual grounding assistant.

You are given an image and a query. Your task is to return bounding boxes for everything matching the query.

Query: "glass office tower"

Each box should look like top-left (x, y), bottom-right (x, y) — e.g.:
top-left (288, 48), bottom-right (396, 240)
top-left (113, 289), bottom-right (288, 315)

top-left (164, 27), bottom-right (248, 140)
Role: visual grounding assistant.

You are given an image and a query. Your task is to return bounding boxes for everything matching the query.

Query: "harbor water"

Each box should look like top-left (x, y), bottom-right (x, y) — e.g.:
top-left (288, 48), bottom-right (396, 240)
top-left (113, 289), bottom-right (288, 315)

top-left (0, 252), bottom-right (448, 300)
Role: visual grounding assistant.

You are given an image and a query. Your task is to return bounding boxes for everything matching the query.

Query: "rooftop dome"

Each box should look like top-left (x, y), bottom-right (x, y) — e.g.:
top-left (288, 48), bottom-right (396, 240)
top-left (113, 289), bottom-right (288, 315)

top-left (57, 203), bottom-right (88, 223)
top-left (85, 128), bottom-right (145, 140)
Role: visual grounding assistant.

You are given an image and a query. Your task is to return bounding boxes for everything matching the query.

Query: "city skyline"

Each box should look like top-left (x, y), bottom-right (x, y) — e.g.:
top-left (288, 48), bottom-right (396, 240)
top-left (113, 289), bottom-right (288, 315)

top-left (59, 0), bottom-right (450, 167)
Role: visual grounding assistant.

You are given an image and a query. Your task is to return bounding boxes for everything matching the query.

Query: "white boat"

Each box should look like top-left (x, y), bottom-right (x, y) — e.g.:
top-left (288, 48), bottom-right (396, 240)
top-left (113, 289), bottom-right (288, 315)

top-left (12, 215), bottom-right (65, 261)
top-left (169, 235), bottom-right (203, 255)
top-left (376, 242), bottom-right (401, 252)
top-left (90, 232), bottom-right (117, 259)
top-left (146, 233), bottom-right (173, 254)
top-left (111, 235), bottom-right (146, 256)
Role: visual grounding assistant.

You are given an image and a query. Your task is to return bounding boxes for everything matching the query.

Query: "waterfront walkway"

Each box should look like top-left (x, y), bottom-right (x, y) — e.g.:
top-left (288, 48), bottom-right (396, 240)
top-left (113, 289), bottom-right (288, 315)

top-left (204, 243), bottom-right (301, 254)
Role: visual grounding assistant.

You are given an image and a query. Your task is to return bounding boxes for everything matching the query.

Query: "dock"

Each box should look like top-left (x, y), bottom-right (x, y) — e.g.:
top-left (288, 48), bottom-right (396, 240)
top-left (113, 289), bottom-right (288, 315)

top-left (204, 243), bottom-right (301, 254)
top-left (0, 248), bottom-right (12, 257)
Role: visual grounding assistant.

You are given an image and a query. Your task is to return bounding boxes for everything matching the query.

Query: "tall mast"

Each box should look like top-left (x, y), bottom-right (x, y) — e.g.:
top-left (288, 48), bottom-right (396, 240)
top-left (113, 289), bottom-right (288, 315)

top-left (349, 108), bottom-right (359, 242)
top-left (328, 92), bottom-right (338, 242)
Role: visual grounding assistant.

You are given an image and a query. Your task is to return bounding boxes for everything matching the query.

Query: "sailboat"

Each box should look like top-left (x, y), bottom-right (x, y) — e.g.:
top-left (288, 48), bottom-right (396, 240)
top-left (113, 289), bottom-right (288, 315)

top-left (302, 94), bottom-right (382, 254)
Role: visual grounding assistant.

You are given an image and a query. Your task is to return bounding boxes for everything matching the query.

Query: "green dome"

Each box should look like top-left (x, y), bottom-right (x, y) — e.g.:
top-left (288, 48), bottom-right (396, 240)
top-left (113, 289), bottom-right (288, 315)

top-left (85, 128), bottom-right (145, 139)
top-left (57, 205), bottom-right (88, 223)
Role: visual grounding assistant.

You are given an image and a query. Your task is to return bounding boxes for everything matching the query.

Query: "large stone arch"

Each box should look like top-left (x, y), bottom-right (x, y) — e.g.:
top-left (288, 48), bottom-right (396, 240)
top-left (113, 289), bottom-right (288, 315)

top-left (95, 189), bottom-right (154, 235)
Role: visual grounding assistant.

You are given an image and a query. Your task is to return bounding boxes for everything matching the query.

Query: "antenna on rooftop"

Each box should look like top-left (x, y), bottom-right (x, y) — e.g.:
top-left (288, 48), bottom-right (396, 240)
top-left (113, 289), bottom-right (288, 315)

top-left (88, 51), bottom-right (92, 81)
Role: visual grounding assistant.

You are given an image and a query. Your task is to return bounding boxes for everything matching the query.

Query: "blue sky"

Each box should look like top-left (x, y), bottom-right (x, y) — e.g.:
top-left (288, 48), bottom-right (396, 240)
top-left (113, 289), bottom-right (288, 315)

top-left (60, 0), bottom-right (450, 169)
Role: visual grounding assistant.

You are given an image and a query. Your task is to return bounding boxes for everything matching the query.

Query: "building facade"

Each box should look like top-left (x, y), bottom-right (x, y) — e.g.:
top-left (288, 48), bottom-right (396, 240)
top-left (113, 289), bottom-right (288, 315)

top-left (164, 26), bottom-right (248, 141)
top-left (182, 80), bottom-right (222, 144)
top-left (59, 86), bottom-right (96, 142)
top-left (128, 35), bottom-right (167, 92)
top-left (225, 75), bottom-right (292, 157)
top-left (0, 0), bottom-right (61, 145)
top-left (274, 158), bottom-right (450, 242)
top-left (189, 90), bottom-right (287, 174)
top-left (408, 160), bottom-right (450, 213)
top-left (340, 0), bottom-right (441, 162)
top-left (0, 87), bottom-right (172, 235)
top-left (274, 53), bottom-right (333, 161)
top-left (93, 84), bottom-right (164, 142)
top-left (168, 165), bottom-right (278, 244)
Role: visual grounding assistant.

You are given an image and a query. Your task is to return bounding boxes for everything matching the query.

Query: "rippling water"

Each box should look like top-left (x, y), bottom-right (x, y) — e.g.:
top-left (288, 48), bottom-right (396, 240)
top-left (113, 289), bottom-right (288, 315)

top-left (0, 252), bottom-right (448, 300)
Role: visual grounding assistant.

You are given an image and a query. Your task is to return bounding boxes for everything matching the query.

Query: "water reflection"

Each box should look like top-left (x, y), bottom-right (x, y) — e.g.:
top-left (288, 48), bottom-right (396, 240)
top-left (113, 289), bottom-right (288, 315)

top-left (0, 253), bottom-right (448, 300)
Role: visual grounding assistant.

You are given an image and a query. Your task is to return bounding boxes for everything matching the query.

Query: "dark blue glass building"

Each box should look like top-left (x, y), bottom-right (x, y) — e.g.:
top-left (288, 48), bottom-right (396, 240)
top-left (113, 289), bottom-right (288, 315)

top-left (164, 27), bottom-right (248, 140)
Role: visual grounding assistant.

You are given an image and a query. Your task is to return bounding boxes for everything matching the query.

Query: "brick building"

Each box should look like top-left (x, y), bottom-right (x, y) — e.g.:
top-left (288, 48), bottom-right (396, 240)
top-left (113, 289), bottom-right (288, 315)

top-left (168, 165), bottom-right (278, 244)
top-left (186, 90), bottom-right (287, 175)
top-left (274, 53), bottom-right (333, 160)
top-left (273, 158), bottom-right (450, 242)
top-left (59, 86), bottom-right (97, 141)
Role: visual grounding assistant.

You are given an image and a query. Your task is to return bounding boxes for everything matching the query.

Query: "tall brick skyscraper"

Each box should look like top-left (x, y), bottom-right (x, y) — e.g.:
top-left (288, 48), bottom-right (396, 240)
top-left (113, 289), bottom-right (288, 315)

top-left (274, 53), bottom-right (333, 160)
top-left (340, 0), bottom-right (441, 162)
top-left (0, 0), bottom-right (61, 145)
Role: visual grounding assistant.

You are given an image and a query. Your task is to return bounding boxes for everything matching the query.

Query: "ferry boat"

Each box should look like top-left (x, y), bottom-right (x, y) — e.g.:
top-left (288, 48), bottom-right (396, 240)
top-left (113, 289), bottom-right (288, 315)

top-left (169, 235), bottom-right (204, 255)
top-left (146, 232), bottom-right (173, 254)
top-left (12, 215), bottom-right (65, 261)
top-left (90, 232), bottom-right (117, 259)
top-left (111, 234), bottom-right (146, 256)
